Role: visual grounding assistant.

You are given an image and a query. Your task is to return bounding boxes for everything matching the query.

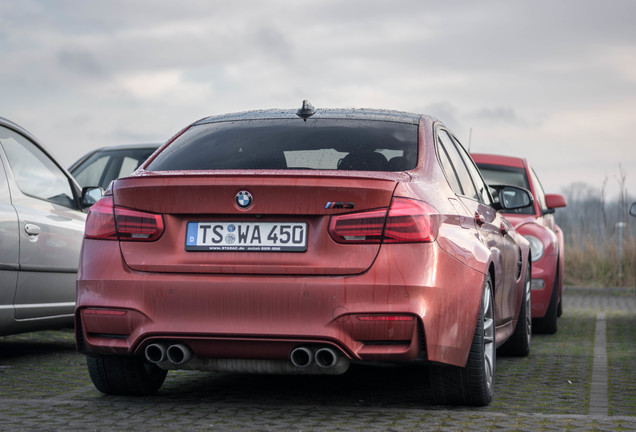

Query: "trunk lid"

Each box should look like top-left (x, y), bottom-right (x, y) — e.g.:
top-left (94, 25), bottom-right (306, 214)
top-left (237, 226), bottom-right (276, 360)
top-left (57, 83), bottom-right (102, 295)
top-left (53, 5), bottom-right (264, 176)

top-left (113, 172), bottom-right (404, 275)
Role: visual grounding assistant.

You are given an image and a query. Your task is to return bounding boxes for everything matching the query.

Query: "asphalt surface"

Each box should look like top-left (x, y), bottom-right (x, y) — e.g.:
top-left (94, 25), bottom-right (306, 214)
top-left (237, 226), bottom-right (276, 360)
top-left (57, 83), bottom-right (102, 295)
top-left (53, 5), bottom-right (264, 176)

top-left (1, 287), bottom-right (635, 431)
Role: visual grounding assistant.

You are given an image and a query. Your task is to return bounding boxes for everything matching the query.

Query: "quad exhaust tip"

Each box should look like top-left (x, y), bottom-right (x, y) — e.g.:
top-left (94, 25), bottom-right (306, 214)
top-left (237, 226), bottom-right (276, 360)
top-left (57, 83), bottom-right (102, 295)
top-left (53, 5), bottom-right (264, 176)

top-left (314, 347), bottom-right (338, 368)
top-left (145, 343), bottom-right (167, 364)
top-left (290, 346), bottom-right (314, 368)
top-left (145, 342), bottom-right (345, 372)
top-left (166, 344), bottom-right (192, 365)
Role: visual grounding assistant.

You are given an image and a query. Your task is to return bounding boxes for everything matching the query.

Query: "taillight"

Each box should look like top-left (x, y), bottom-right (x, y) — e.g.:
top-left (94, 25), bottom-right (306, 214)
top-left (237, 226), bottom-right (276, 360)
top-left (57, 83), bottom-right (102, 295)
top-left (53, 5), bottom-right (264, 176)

top-left (328, 198), bottom-right (438, 244)
top-left (84, 196), bottom-right (164, 241)
top-left (328, 208), bottom-right (388, 243)
top-left (383, 198), bottom-right (438, 243)
top-left (84, 196), bottom-right (117, 240)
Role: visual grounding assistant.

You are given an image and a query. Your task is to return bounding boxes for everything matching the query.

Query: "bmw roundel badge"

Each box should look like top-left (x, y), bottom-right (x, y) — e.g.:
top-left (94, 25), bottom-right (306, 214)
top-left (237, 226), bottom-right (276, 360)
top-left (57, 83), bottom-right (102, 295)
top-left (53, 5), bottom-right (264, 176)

top-left (235, 190), bottom-right (253, 209)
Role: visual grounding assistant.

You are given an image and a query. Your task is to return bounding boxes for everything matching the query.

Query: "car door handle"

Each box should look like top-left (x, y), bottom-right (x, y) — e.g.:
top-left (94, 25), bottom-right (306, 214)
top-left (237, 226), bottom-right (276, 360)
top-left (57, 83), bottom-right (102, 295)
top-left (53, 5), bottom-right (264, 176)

top-left (24, 223), bottom-right (41, 236)
top-left (474, 212), bottom-right (485, 226)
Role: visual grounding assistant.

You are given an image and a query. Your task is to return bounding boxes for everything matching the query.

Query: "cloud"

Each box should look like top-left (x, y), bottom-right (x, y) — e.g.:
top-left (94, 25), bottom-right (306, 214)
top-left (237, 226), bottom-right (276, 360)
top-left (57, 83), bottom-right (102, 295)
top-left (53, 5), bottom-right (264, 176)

top-left (0, 0), bottom-right (634, 198)
top-left (467, 107), bottom-right (523, 125)
top-left (56, 49), bottom-right (104, 77)
top-left (117, 70), bottom-right (214, 104)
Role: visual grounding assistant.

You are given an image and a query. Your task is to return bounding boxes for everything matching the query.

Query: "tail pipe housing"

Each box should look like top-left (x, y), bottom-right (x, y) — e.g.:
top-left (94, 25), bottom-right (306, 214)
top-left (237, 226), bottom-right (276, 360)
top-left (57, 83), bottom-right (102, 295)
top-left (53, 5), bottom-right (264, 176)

top-left (314, 347), bottom-right (339, 368)
top-left (142, 342), bottom-right (350, 375)
top-left (144, 343), bottom-right (167, 364)
top-left (166, 344), bottom-right (192, 365)
top-left (290, 346), bottom-right (314, 368)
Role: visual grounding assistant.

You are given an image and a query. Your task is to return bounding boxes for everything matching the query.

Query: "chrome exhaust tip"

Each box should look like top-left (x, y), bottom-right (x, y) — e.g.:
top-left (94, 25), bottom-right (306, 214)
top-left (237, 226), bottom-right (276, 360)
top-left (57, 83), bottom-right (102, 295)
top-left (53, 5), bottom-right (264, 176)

top-left (314, 347), bottom-right (338, 368)
top-left (144, 343), bottom-right (167, 364)
top-left (166, 344), bottom-right (192, 365)
top-left (290, 346), bottom-right (314, 368)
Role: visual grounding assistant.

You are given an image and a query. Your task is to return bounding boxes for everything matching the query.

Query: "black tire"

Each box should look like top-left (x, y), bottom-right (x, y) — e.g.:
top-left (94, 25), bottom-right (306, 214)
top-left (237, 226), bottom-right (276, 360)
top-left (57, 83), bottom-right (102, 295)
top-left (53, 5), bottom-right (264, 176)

top-left (533, 265), bottom-right (559, 334)
top-left (429, 275), bottom-right (495, 406)
top-left (86, 354), bottom-right (167, 396)
top-left (498, 263), bottom-right (531, 356)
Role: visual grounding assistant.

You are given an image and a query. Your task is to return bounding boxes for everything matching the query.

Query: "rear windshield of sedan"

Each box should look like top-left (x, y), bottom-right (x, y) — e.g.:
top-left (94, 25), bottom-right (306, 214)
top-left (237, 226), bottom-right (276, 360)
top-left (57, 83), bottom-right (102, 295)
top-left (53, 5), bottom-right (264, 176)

top-left (147, 119), bottom-right (418, 171)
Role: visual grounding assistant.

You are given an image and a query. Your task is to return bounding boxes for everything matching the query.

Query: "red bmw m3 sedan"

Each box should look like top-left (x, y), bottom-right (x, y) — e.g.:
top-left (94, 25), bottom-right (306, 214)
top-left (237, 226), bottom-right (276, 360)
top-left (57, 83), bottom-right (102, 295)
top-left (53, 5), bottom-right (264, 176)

top-left (76, 102), bottom-right (532, 406)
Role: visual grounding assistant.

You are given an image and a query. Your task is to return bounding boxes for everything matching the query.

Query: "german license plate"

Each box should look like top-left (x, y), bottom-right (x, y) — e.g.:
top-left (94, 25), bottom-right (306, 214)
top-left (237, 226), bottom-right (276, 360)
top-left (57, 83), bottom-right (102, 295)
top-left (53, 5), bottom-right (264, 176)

top-left (185, 222), bottom-right (307, 252)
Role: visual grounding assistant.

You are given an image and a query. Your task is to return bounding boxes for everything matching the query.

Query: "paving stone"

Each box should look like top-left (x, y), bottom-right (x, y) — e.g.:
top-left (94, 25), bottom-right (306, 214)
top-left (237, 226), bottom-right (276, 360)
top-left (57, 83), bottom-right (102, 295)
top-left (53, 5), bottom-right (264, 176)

top-left (0, 287), bottom-right (635, 431)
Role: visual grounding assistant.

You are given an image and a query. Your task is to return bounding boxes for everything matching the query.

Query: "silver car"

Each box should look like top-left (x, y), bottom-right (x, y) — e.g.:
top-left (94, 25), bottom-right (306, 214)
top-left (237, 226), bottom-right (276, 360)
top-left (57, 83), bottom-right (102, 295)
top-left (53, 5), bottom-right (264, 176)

top-left (0, 117), bottom-right (87, 336)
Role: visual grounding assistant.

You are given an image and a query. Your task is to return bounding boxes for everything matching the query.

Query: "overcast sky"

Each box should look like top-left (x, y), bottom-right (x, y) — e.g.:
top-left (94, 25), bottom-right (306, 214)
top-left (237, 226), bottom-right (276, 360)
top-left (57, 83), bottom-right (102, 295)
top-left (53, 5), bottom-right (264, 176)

top-left (1, 0), bottom-right (634, 200)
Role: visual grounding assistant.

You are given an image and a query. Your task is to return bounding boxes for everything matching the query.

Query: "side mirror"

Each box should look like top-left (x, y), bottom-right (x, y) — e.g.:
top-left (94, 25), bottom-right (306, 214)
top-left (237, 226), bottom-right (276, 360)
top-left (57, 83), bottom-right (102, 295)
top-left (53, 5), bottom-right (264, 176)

top-left (545, 193), bottom-right (567, 209)
top-left (489, 185), bottom-right (534, 211)
top-left (541, 193), bottom-right (567, 215)
top-left (81, 186), bottom-right (104, 208)
top-left (630, 202), bottom-right (636, 217)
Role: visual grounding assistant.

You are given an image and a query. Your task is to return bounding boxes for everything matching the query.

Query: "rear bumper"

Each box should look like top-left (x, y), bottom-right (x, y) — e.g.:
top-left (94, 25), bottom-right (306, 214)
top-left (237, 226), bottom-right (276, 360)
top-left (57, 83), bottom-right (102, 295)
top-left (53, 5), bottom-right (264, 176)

top-left (76, 239), bottom-right (485, 368)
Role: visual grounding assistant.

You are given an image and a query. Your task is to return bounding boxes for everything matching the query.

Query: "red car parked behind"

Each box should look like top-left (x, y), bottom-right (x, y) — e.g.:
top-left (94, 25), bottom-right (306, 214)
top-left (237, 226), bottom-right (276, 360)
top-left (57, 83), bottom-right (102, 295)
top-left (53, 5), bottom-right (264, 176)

top-left (472, 154), bottom-right (567, 333)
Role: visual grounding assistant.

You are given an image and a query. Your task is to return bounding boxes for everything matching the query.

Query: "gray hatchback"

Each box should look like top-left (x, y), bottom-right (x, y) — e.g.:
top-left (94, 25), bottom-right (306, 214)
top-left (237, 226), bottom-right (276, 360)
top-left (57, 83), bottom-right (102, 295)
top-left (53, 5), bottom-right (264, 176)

top-left (0, 117), bottom-right (87, 336)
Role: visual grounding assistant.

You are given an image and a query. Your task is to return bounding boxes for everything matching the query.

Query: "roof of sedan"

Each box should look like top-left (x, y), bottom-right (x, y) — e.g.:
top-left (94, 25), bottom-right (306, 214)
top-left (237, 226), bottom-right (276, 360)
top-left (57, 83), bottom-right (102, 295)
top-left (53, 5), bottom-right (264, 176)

top-left (194, 106), bottom-right (430, 126)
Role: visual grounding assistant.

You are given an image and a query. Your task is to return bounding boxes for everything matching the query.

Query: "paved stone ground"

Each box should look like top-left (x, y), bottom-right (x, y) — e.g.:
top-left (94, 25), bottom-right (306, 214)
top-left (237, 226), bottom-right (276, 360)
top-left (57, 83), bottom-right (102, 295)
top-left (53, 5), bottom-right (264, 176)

top-left (0, 287), bottom-right (634, 431)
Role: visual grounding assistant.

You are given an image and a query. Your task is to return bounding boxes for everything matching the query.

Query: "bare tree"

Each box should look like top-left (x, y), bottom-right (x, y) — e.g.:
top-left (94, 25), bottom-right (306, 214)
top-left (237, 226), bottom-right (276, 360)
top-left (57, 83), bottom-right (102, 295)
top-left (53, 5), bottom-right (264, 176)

top-left (556, 165), bottom-right (634, 287)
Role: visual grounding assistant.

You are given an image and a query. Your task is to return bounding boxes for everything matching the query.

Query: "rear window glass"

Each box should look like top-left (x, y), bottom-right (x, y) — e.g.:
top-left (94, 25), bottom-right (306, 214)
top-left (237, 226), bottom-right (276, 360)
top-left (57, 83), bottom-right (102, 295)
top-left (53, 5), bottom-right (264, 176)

top-left (147, 119), bottom-right (418, 171)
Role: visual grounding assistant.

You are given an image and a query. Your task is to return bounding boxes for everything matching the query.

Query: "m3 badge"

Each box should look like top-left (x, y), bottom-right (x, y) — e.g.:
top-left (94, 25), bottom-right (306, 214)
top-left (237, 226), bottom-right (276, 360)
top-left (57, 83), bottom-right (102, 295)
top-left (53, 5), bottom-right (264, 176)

top-left (325, 202), bottom-right (354, 209)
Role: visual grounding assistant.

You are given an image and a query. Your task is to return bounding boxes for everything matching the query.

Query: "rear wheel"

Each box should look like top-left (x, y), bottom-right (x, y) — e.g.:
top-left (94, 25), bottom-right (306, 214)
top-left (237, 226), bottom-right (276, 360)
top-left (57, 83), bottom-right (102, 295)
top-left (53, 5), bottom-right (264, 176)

top-left (499, 263), bottom-right (531, 356)
top-left (86, 354), bottom-right (167, 395)
top-left (429, 274), bottom-right (495, 406)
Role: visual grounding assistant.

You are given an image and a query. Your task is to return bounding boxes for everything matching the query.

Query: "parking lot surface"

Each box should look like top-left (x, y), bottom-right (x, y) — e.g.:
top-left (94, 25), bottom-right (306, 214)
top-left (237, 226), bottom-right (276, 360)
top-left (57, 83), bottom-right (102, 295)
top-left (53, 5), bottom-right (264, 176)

top-left (1, 287), bottom-right (635, 431)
